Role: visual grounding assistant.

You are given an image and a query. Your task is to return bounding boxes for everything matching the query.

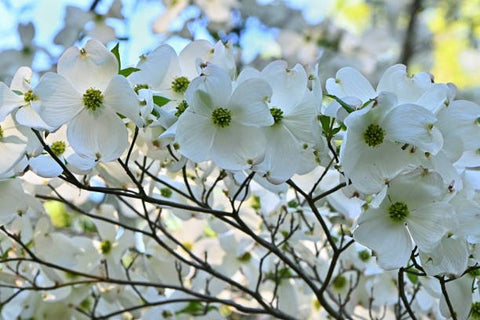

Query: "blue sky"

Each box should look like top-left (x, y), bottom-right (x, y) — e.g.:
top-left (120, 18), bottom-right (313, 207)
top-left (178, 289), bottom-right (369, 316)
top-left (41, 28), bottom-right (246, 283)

top-left (0, 0), bottom-right (325, 68)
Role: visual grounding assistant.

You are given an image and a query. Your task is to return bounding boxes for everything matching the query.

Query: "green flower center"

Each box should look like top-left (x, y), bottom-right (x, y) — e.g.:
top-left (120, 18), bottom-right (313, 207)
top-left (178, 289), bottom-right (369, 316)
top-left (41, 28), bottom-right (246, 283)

top-left (83, 88), bottom-right (104, 111)
top-left (0, 126), bottom-right (4, 139)
top-left (471, 302), bottom-right (480, 320)
top-left (50, 141), bottom-right (66, 156)
top-left (363, 124), bottom-right (385, 147)
top-left (270, 107), bottom-right (284, 124)
top-left (134, 83), bottom-right (149, 94)
top-left (100, 240), bottom-right (112, 254)
top-left (388, 201), bottom-right (409, 222)
top-left (237, 252), bottom-right (252, 262)
top-left (160, 188), bottom-right (172, 198)
top-left (24, 89), bottom-right (37, 102)
top-left (175, 100), bottom-right (189, 117)
top-left (358, 250), bottom-right (370, 262)
top-left (211, 107), bottom-right (232, 128)
top-left (332, 275), bottom-right (347, 289)
top-left (171, 76), bottom-right (190, 94)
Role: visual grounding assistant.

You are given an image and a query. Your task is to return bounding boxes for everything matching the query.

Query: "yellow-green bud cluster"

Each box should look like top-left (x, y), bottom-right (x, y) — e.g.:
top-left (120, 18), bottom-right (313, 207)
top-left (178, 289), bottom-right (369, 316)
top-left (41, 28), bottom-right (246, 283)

top-left (211, 107), bottom-right (232, 127)
top-left (83, 88), bottom-right (104, 111)
top-left (171, 76), bottom-right (190, 94)
top-left (363, 123), bottom-right (385, 147)
top-left (388, 201), bottom-right (409, 222)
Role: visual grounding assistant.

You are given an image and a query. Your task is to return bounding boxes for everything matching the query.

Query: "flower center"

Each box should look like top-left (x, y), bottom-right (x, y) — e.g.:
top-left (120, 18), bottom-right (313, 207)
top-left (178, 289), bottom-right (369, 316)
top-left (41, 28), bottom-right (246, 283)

top-left (211, 107), bottom-right (232, 128)
top-left (83, 88), bottom-right (104, 111)
top-left (388, 201), bottom-right (409, 222)
top-left (363, 123), bottom-right (385, 147)
top-left (171, 76), bottom-right (190, 94)
top-left (332, 275), bottom-right (347, 289)
top-left (175, 100), bottom-right (189, 117)
top-left (100, 240), bottom-right (112, 254)
top-left (24, 89), bottom-right (37, 102)
top-left (270, 107), bottom-right (284, 125)
top-left (0, 126), bottom-right (4, 139)
top-left (358, 250), bottom-right (370, 262)
top-left (134, 83), bottom-right (149, 94)
top-left (50, 141), bottom-right (66, 156)
top-left (160, 188), bottom-right (172, 198)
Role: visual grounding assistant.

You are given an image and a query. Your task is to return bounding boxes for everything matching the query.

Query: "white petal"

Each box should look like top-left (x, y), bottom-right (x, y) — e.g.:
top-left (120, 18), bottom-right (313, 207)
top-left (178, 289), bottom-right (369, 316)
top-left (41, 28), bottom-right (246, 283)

top-left (179, 40), bottom-right (213, 79)
top-left (35, 73), bottom-right (83, 127)
top-left (262, 60), bottom-right (308, 109)
top-left (129, 44), bottom-right (180, 90)
top-left (229, 78), bottom-right (273, 127)
top-left (104, 75), bottom-right (144, 127)
top-left (29, 155), bottom-right (63, 178)
top-left (377, 65), bottom-right (433, 103)
top-left (283, 91), bottom-right (317, 143)
top-left (0, 82), bottom-right (23, 121)
top-left (407, 203), bottom-right (453, 252)
top-left (340, 133), bottom-right (415, 194)
top-left (0, 178), bottom-right (28, 225)
top-left (200, 63), bottom-right (232, 107)
top-left (10, 66), bottom-right (32, 92)
top-left (353, 209), bottom-right (412, 270)
top-left (234, 67), bottom-right (262, 89)
top-left (383, 104), bottom-right (442, 153)
top-left (67, 109), bottom-right (128, 162)
top-left (255, 125), bottom-right (300, 183)
top-left (211, 122), bottom-right (266, 171)
top-left (439, 276), bottom-right (473, 320)
top-left (415, 83), bottom-right (449, 114)
top-left (420, 237), bottom-right (468, 276)
top-left (326, 67), bottom-right (376, 102)
top-left (66, 153), bottom-right (96, 174)
top-left (0, 136), bottom-right (27, 176)
top-left (15, 105), bottom-right (54, 130)
top-left (175, 111), bottom-right (215, 163)
top-left (58, 39), bottom-right (118, 93)
top-left (437, 100), bottom-right (480, 150)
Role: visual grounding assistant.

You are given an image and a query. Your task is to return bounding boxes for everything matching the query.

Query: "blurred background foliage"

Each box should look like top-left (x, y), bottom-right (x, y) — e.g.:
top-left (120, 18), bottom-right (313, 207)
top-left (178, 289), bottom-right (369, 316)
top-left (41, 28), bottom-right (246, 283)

top-left (2, 0), bottom-right (480, 96)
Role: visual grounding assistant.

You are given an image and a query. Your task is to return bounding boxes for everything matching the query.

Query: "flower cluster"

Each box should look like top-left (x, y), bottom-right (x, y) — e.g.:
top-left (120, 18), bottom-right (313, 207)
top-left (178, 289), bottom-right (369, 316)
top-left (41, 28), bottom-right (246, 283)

top-left (0, 38), bottom-right (479, 320)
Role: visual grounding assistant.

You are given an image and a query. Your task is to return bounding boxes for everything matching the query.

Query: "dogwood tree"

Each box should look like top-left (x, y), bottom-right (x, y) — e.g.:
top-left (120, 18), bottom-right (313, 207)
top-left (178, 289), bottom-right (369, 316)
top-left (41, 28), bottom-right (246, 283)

top-left (0, 0), bottom-right (480, 319)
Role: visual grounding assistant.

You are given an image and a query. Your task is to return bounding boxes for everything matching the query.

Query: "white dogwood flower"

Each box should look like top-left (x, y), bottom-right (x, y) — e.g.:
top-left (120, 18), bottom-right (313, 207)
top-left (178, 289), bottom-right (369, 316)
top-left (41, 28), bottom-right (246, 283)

top-left (340, 92), bottom-right (443, 194)
top-left (35, 39), bottom-right (144, 162)
top-left (175, 63), bottom-right (273, 170)
top-left (353, 170), bottom-right (453, 269)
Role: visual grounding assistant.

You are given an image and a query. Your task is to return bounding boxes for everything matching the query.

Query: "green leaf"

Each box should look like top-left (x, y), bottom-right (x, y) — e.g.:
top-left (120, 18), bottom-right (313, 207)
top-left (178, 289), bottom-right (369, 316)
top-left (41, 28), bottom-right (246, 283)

top-left (110, 43), bottom-right (121, 72)
top-left (318, 115), bottom-right (331, 134)
top-left (151, 108), bottom-right (160, 118)
top-left (153, 95), bottom-right (170, 107)
top-left (278, 267), bottom-right (292, 278)
top-left (119, 67), bottom-right (140, 77)
top-left (326, 94), bottom-right (354, 113)
top-left (176, 301), bottom-right (217, 315)
top-left (407, 271), bottom-right (418, 284)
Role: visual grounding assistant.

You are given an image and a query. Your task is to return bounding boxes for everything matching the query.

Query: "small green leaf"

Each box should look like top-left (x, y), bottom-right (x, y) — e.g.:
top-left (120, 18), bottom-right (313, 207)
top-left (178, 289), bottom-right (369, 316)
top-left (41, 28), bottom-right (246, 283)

top-left (326, 94), bottom-right (354, 113)
top-left (407, 272), bottom-right (418, 284)
top-left (151, 108), bottom-right (160, 118)
top-left (119, 67), bottom-right (140, 77)
top-left (110, 43), bottom-right (121, 72)
top-left (176, 301), bottom-right (217, 315)
top-left (318, 115), bottom-right (331, 133)
top-left (153, 96), bottom-right (170, 107)
top-left (278, 267), bottom-right (292, 278)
